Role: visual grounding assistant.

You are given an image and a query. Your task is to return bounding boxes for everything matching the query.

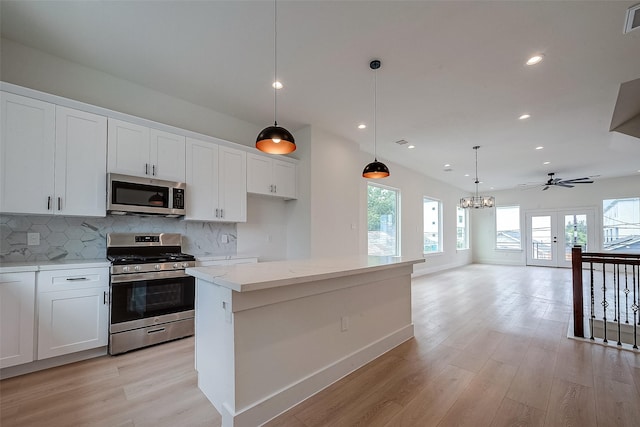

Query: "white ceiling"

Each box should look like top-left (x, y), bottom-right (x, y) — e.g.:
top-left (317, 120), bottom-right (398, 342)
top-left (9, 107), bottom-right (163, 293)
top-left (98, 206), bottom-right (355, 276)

top-left (2, 0), bottom-right (640, 192)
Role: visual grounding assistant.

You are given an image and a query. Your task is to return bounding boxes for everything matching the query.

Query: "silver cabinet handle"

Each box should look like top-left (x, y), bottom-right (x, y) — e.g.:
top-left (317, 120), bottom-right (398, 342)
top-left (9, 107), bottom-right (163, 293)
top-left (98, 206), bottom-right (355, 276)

top-left (66, 277), bottom-right (88, 281)
top-left (220, 209), bottom-right (224, 218)
top-left (152, 164), bottom-right (156, 176)
top-left (57, 197), bottom-right (61, 211)
top-left (47, 196), bottom-right (52, 210)
top-left (274, 185), bottom-right (277, 193)
top-left (103, 291), bottom-right (109, 305)
top-left (215, 208), bottom-right (219, 218)
top-left (145, 163), bottom-right (149, 175)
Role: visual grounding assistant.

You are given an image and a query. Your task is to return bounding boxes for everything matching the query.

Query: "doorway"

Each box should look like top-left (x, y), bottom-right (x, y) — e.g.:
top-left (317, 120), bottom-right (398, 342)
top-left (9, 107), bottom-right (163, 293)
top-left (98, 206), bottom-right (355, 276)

top-left (526, 209), bottom-right (595, 267)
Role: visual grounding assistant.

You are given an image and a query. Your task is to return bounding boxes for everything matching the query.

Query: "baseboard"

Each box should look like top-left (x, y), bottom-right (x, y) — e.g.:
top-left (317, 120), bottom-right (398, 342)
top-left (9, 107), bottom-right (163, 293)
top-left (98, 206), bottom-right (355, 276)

top-left (1, 346), bottom-right (107, 379)
top-left (226, 324), bottom-right (414, 427)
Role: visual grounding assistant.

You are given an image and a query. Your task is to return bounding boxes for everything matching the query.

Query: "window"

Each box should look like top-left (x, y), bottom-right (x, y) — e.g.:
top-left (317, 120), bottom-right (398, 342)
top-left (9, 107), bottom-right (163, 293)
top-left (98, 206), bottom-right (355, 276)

top-left (496, 206), bottom-right (521, 250)
top-left (423, 197), bottom-right (442, 254)
top-left (367, 183), bottom-right (399, 256)
top-left (456, 206), bottom-right (469, 250)
top-left (603, 197), bottom-right (640, 252)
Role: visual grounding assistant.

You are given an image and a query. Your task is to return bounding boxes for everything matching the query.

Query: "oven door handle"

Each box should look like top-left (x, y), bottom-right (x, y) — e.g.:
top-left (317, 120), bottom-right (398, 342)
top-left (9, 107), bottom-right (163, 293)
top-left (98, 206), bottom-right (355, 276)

top-left (147, 327), bottom-right (166, 334)
top-left (110, 270), bottom-right (191, 283)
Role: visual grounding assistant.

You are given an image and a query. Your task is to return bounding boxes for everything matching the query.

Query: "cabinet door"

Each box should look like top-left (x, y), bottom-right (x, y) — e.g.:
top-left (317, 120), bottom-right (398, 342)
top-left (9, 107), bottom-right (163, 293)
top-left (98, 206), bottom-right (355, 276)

top-left (150, 128), bottom-right (186, 182)
top-left (185, 138), bottom-right (219, 221)
top-left (37, 286), bottom-right (108, 359)
top-left (273, 160), bottom-right (297, 199)
top-left (0, 272), bottom-right (36, 368)
top-left (55, 106), bottom-right (107, 216)
top-left (218, 146), bottom-right (247, 222)
top-left (107, 118), bottom-right (150, 177)
top-left (0, 92), bottom-right (55, 214)
top-left (246, 153), bottom-right (273, 196)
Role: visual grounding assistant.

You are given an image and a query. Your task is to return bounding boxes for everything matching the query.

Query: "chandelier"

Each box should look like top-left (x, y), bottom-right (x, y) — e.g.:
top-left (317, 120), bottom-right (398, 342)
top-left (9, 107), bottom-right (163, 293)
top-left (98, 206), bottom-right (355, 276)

top-left (460, 146), bottom-right (495, 209)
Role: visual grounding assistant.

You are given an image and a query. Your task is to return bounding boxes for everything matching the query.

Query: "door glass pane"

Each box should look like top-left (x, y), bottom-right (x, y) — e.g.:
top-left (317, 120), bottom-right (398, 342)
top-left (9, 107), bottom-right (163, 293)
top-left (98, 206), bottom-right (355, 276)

top-left (531, 216), bottom-right (552, 260)
top-left (564, 214), bottom-right (588, 261)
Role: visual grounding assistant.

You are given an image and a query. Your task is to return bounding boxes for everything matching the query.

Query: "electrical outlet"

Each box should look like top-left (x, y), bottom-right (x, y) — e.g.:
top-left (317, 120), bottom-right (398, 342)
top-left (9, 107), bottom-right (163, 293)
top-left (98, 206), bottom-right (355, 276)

top-left (27, 232), bottom-right (40, 246)
top-left (221, 234), bottom-right (229, 243)
top-left (341, 316), bottom-right (349, 332)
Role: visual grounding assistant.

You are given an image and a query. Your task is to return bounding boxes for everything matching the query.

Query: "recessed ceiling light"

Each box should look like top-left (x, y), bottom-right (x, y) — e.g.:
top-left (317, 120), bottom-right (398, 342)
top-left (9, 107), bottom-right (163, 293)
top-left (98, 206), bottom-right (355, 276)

top-left (464, 174), bottom-right (469, 177)
top-left (272, 81), bottom-right (283, 89)
top-left (444, 164), bottom-right (451, 167)
top-left (407, 145), bottom-right (415, 149)
top-left (543, 161), bottom-right (551, 165)
top-left (526, 54), bottom-right (544, 66)
top-left (519, 114), bottom-right (531, 120)
top-left (535, 146), bottom-right (544, 150)
top-left (357, 124), bottom-right (366, 129)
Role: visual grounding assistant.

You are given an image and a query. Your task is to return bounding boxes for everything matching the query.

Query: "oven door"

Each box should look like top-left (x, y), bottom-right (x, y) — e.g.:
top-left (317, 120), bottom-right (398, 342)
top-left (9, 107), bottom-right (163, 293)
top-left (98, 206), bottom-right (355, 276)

top-left (110, 271), bottom-right (194, 332)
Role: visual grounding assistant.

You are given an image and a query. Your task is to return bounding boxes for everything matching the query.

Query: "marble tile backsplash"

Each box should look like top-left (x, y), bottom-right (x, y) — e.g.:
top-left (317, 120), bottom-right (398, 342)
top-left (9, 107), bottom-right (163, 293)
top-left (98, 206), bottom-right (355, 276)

top-left (0, 214), bottom-right (237, 262)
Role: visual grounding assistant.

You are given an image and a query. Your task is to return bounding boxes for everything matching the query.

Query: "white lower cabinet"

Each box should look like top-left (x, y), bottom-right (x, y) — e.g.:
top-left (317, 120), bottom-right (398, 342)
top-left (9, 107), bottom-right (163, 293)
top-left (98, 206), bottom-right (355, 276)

top-left (0, 272), bottom-right (36, 369)
top-left (37, 267), bottom-right (109, 360)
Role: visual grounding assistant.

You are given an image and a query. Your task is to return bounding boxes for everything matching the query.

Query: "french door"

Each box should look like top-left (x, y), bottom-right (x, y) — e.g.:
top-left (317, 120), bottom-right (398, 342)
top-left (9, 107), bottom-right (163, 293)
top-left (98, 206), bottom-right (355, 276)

top-left (526, 209), bottom-right (595, 268)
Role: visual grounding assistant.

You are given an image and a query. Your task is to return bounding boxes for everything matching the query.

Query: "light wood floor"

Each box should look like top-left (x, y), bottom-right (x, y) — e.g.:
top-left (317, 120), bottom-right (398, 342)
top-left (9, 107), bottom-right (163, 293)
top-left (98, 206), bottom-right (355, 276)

top-left (2, 264), bottom-right (640, 426)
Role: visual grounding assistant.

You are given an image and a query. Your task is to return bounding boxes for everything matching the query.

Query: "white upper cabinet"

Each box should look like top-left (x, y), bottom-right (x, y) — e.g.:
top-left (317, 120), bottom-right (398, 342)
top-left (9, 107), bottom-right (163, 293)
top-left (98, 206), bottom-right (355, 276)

top-left (108, 118), bottom-right (185, 182)
top-left (247, 153), bottom-right (297, 199)
top-left (0, 92), bottom-right (107, 216)
top-left (55, 106), bottom-right (107, 216)
top-left (185, 138), bottom-right (246, 222)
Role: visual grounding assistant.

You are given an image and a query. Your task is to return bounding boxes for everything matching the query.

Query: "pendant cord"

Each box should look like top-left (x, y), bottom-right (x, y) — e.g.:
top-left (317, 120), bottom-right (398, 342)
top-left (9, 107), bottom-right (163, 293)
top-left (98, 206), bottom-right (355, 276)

top-left (273, 0), bottom-right (278, 125)
top-left (373, 67), bottom-right (377, 160)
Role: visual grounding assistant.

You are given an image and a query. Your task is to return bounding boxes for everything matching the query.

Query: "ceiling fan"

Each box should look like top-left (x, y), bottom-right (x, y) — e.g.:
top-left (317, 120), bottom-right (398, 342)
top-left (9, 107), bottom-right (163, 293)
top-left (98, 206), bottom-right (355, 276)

top-left (542, 172), bottom-right (594, 190)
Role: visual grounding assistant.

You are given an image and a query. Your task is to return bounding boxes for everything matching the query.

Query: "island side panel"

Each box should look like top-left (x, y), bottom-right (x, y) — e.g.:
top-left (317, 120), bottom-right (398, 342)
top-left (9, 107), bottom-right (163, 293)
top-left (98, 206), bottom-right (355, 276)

top-left (231, 270), bottom-right (413, 421)
top-left (195, 278), bottom-right (237, 423)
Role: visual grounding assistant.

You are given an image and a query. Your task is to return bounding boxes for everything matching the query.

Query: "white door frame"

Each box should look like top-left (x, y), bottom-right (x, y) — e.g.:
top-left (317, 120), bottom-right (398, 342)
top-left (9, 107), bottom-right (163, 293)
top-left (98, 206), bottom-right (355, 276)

top-left (525, 208), bottom-right (596, 268)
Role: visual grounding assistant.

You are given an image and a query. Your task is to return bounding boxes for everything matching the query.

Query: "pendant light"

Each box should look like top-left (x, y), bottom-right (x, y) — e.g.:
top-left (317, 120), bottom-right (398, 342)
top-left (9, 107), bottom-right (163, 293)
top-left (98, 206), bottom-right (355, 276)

top-left (362, 59), bottom-right (390, 179)
top-left (256, 0), bottom-right (296, 154)
top-left (460, 146), bottom-right (495, 209)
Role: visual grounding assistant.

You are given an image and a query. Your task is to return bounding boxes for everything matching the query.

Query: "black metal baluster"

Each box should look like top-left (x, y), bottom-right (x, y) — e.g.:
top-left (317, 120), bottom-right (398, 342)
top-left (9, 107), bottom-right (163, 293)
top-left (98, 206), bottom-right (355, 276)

top-left (590, 262), bottom-right (595, 340)
top-left (633, 264), bottom-right (638, 349)
top-left (624, 264), bottom-right (630, 325)
top-left (602, 265), bottom-right (608, 344)
top-left (616, 264), bottom-right (622, 346)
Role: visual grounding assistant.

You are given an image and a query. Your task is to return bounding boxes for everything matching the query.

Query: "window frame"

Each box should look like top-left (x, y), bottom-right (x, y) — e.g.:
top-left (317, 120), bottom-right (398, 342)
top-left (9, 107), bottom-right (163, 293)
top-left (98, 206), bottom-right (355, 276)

top-left (456, 206), bottom-right (469, 250)
top-left (423, 196), bottom-right (443, 255)
top-left (366, 182), bottom-right (401, 256)
top-left (495, 205), bottom-right (522, 251)
top-left (602, 197), bottom-right (640, 253)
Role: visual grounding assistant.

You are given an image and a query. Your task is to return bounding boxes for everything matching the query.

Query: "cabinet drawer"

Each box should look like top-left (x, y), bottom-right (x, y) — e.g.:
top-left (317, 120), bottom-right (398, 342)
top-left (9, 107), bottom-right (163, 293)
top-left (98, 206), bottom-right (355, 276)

top-left (37, 267), bottom-right (108, 292)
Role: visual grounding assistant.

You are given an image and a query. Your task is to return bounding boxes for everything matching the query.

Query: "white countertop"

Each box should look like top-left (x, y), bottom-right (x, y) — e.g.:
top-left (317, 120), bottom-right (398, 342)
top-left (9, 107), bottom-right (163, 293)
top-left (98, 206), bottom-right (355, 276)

top-left (0, 259), bottom-right (110, 274)
top-left (186, 256), bottom-right (424, 292)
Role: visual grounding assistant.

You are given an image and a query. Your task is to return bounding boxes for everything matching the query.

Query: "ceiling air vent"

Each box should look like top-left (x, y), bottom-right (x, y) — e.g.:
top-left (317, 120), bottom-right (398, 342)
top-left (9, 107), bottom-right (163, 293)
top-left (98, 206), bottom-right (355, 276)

top-left (395, 139), bottom-right (409, 146)
top-left (624, 3), bottom-right (640, 34)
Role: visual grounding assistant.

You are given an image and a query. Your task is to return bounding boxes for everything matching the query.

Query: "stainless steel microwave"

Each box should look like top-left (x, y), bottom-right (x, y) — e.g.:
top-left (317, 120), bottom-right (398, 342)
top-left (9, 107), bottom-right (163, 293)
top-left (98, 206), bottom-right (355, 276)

top-left (107, 173), bottom-right (186, 217)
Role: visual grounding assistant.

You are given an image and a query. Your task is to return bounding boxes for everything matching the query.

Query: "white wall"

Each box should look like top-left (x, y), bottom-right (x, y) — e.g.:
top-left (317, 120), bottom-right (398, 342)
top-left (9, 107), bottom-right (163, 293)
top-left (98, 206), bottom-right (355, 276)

top-left (473, 174), bottom-right (640, 265)
top-left (0, 38), bottom-right (262, 147)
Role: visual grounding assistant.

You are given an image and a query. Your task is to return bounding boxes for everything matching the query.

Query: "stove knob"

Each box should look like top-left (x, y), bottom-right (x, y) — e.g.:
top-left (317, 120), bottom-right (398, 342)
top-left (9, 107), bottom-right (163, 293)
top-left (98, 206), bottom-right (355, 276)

top-left (134, 265), bottom-right (141, 272)
top-left (122, 266), bottom-right (130, 273)
top-left (182, 262), bottom-right (189, 268)
top-left (154, 264), bottom-right (161, 271)
top-left (173, 263), bottom-right (179, 269)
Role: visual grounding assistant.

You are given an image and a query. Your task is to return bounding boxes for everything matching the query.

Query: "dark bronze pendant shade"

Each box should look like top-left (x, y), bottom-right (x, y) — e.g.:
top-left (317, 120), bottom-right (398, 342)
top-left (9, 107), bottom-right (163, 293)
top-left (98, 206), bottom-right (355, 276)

top-left (362, 59), bottom-right (389, 179)
top-left (256, 0), bottom-right (296, 155)
top-left (256, 122), bottom-right (296, 154)
top-left (362, 158), bottom-right (390, 178)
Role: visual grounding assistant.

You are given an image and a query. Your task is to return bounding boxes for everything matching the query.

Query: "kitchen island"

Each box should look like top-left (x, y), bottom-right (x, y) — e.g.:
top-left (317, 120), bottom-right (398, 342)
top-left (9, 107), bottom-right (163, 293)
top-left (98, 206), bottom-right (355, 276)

top-left (186, 256), bottom-right (424, 427)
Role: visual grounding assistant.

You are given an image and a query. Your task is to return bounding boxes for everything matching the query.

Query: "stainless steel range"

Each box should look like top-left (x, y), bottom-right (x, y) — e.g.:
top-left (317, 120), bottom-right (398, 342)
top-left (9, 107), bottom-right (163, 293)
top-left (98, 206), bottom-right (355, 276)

top-left (107, 233), bottom-right (196, 355)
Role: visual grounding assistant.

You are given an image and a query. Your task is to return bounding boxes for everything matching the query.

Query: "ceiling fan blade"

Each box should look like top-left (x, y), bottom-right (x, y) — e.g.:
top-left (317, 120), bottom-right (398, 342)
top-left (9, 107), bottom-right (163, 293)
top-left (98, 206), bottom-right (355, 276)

top-left (542, 185), bottom-right (550, 191)
top-left (556, 183), bottom-right (574, 188)
top-left (561, 178), bottom-right (593, 184)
